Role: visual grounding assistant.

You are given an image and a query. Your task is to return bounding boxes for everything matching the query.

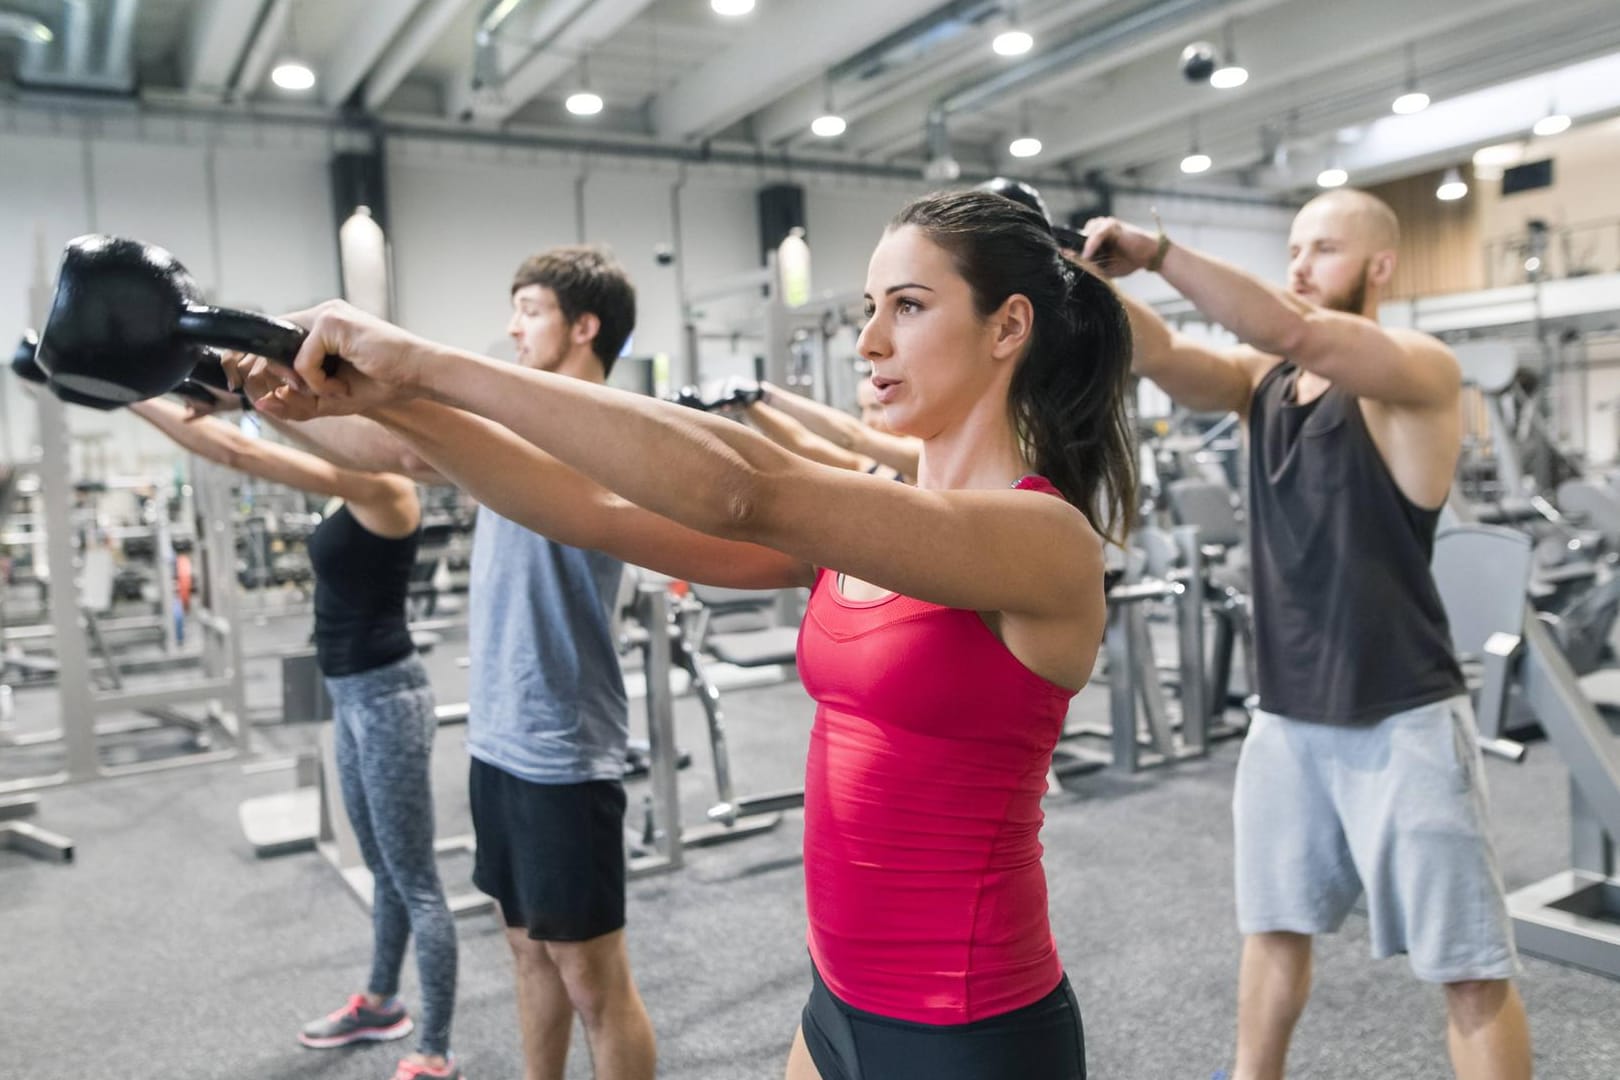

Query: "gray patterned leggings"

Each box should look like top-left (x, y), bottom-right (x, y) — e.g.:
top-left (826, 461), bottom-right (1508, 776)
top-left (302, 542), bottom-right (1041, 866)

top-left (327, 652), bottom-right (457, 1057)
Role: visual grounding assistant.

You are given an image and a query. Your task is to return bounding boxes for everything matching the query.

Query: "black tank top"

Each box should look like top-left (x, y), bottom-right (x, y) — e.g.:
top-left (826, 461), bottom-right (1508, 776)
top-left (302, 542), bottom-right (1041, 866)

top-left (1247, 362), bottom-right (1463, 724)
top-left (306, 504), bottom-right (420, 678)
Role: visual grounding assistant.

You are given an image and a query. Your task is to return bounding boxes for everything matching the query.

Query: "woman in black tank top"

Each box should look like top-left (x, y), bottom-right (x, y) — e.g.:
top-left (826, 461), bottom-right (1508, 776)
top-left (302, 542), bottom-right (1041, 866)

top-left (130, 397), bottom-right (464, 1079)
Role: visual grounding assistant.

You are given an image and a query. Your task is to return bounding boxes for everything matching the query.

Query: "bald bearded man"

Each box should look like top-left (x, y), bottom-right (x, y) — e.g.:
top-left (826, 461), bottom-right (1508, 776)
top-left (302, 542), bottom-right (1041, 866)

top-left (1081, 190), bottom-right (1531, 1080)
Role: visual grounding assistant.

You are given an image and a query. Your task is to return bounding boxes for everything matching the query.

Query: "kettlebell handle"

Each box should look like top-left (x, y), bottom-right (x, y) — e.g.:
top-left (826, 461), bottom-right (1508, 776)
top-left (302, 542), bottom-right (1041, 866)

top-left (176, 305), bottom-right (341, 377)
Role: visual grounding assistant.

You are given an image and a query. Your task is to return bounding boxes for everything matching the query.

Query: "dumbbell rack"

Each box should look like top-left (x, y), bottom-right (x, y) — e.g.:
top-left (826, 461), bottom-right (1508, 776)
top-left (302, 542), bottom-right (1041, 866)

top-left (0, 392), bottom-right (249, 805)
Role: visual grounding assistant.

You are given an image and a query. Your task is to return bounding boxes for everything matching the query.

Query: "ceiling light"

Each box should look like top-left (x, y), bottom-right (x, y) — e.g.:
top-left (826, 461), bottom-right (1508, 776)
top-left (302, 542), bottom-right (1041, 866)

top-left (1008, 136), bottom-right (1042, 158)
top-left (1180, 113), bottom-right (1210, 174)
top-left (31, 23), bottom-right (53, 44)
top-left (811, 113), bottom-right (847, 138)
top-left (1391, 41), bottom-right (1427, 115)
top-left (1210, 63), bottom-right (1248, 89)
top-left (1436, 166), bottom-right (1468, 201)
top-left (1472, 142), bottom-right (1523, 181)
top-left (1473, 143), bottom-right (1524, 169)
top-left (1391, 90), bottom-right (1429, 115)
top-left (566, 91), bottom-right (604, 116)
top-left (993, 30), bottom-right (1033, 57)
top-left (1316, 167), bottom-right (1348, 188)
top-left (1180, 152), bottom-right (1212, 174)
top-left (1533, 112), bottom-right (1572, 137)
top-left (923, 155), bottom-right (961, 182)
top-left (710, 0), bottom-right (755, 14)
top-left (271, 61), bottom-right (316, 91)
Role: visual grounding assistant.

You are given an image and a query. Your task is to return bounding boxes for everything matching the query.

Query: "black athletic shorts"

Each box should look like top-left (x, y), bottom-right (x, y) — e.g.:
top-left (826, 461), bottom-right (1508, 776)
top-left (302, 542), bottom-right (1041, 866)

top-left (801, 963), bottom-right (1086, 1080)
top-left (468, 758), bottom-right (627, 942)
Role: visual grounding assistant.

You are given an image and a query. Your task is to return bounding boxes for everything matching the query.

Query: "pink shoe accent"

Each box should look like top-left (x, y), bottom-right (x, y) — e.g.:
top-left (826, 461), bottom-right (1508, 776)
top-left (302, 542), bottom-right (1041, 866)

top-left (391, 1058), bottom-right (460, 1080)
top-left (329, 994), bottom-right (368, 1021)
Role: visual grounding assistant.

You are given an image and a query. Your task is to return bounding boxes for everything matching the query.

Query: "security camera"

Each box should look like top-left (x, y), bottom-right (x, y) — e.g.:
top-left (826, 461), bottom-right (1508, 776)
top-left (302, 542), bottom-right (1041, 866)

top-left (654, 244), bottom-right (676, 267)
top-left (1180, 41), bottom-right (1218, 83)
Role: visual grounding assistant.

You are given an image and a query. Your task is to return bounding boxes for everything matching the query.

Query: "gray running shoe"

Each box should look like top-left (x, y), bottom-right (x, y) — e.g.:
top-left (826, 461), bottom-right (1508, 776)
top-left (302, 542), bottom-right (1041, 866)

top-left (298, 994), bottom-right (414, 1049)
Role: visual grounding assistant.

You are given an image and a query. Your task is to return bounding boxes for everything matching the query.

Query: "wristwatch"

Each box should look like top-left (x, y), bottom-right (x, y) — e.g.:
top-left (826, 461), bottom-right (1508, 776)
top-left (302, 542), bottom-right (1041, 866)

top-left (1146, 207), bottom-right (1172, 273)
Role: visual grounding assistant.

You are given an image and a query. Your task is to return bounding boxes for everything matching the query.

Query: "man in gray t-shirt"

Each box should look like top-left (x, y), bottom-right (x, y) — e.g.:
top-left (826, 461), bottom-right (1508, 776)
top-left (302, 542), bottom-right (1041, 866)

top-left (466, 505), bottom-right (627, 784)
top-left (251, 247), bottom-right (655, 1079)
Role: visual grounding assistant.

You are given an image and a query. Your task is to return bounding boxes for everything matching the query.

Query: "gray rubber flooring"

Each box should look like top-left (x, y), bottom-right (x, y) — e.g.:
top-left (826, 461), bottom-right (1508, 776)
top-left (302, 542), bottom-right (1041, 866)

top-left (2, 616), bottom-right (1618, 1079)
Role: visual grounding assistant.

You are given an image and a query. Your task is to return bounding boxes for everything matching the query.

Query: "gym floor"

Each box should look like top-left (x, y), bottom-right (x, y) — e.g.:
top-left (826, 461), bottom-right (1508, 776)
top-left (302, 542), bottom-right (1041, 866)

top-left (2, 619), bottom-right (1618, 1079)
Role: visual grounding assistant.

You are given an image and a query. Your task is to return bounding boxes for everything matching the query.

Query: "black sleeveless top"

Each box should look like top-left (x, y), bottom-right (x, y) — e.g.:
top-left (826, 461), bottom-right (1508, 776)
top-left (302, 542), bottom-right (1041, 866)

top-left (306, 504), bottom-right (420, 679)
top-left (1247, 362), bottom-right (1463, 725)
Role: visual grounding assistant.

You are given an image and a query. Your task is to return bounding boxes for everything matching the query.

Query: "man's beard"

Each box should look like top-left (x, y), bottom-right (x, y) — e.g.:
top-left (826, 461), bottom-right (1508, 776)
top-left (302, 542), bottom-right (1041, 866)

top-left (1319, 260), bottom-right (1371, 314)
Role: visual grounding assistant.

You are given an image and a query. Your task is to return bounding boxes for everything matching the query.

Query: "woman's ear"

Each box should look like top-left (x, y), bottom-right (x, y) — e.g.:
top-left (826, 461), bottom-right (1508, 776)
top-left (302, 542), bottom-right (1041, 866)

top-left (991, 294), bottom-right (1035, 362)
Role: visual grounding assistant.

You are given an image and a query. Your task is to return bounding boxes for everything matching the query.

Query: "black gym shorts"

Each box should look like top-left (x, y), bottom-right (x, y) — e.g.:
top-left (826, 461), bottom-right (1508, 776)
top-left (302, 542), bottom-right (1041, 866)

top-left (468, 758), bottom-right (627, 942)
top-left (801, 963), bottom-right (1087, 1080)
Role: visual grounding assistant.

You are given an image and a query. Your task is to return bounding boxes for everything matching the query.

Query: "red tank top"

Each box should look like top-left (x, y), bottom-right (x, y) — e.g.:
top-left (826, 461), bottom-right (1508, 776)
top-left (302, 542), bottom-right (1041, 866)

top-left (795, 475), bottom-right (1078, 1024)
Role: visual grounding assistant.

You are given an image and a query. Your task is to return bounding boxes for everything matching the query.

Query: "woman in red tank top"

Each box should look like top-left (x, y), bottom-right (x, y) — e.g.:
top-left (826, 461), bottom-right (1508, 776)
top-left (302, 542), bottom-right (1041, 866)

top-left (243, 189), bottom-right (1137, 1080)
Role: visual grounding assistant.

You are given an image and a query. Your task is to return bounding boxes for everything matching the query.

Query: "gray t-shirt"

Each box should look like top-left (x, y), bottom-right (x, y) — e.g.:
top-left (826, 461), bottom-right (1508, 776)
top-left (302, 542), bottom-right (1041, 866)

top-left (464, 505), bottom-right (628, 784)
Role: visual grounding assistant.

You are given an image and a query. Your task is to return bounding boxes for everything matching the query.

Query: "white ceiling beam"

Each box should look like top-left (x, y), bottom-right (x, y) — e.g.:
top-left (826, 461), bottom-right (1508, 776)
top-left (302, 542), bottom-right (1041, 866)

top-left (1332, 53), bottom-right (1620, 185)
top-left (1059, 0), bottom-right (1620, 188)
top-left (363, 0), bottom-right (478, 110)
top-left (1019, 0), bottom-right (1537, 171)
top-left (181, 0), bottom-right (272, 101)
top-left (752, 0), bottom-right (1114, 149)
top-left (846, 0), bottom-right (1295, 161)
top-left (232, 0), bottom-right (291, 103)
top-left (650, 0), bottom-right (947, 143)
top-left (320, 0), bottom-right (431, 109)
top-left (446, 0), bottom-right (660, 125)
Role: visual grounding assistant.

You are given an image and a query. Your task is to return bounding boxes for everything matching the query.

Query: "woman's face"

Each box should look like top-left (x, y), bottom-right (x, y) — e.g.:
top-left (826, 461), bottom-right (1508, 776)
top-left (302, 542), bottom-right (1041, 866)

top-left (855, 225), bottom-right (1022, 439)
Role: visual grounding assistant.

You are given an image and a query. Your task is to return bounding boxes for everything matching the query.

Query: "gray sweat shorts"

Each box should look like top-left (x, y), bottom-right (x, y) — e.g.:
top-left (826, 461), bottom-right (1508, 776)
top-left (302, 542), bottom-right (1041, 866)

top-left (1233, 695), bottom-right (1519, 983)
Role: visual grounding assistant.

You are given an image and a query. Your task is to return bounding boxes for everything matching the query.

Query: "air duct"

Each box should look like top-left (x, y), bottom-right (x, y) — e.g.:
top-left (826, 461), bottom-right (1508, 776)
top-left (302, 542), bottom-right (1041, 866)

top-left (16, 0), bottom-right (140, 95)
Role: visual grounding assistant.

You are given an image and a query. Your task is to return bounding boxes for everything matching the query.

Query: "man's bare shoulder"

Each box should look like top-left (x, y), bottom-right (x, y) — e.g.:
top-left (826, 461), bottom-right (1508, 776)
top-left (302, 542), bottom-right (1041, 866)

top-left (1225, 344), bottom-right (1285, 389)
top-left (1373, 326), bottom-right (1463, 407)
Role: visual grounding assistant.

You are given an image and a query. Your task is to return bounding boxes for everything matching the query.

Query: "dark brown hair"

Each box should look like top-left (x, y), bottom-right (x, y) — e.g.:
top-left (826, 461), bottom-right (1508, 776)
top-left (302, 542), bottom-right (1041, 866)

top-left (511, 246), bottom-right (636, 376)
top-left (891, 190), bottom-right (1136, 541)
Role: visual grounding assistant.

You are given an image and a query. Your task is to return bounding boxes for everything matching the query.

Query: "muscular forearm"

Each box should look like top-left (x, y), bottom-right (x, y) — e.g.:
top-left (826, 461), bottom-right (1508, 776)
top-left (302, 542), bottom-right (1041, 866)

top-left (260, 414), bottom-right (432, 480)
top-left (762, 385), bottom-right (862, 449)
top-left (369, 400), bottom-right (605, 546)
top-left (1157, 244), bottom-right (1311, 357)
top-left (849, 428), bottom-right (919, 479)
top-left (761, 384), bottom-right (917, 475)
top-left (130, 399), bottom-right (255, 470)
top-left (1082, 260), bottom-right (1254, 416)
top-left (745, 403), bottom-right (868, 471)
top-left (414, 346), bottom-right (793, 542)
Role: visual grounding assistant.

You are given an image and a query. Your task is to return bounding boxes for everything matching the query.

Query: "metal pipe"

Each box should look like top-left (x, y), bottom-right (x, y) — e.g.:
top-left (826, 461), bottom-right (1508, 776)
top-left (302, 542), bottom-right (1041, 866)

top-left (0, 91), bottom-right (1308, 202)
top-left (103, 0), bottom-right (140, 83)
top-left (670, 168), bottom-right (696, 386)
top-left (232, 0), bottom-right (290, 102)
top-left (62, 0), bottom-right (90, 77)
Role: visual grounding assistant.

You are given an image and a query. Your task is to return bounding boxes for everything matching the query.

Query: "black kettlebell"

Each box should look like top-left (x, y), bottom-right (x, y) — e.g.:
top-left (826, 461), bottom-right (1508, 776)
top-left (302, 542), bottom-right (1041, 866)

top-left (978, 177), bottom-right (1051, 224)
top-left (11, 329), bottom-right (124, 411)
top-left (35, 235), bottom-right (335, 404)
